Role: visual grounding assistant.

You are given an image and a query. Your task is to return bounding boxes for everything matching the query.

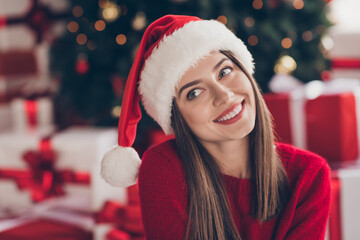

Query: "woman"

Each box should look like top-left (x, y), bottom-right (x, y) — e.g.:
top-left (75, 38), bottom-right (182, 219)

top-left (101, 15), bottom-right (331, 240)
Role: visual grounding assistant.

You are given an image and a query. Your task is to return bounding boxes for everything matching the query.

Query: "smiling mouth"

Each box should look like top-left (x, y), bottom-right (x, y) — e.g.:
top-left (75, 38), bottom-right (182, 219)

top-left (213, 100), bottom-right (245, 123)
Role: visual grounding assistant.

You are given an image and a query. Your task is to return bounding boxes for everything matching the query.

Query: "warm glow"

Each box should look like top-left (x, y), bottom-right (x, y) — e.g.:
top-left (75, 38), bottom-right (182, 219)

top-left (116, 34), bottom-right (127, 45)
top-left (248, 35), bottom-right (258, 46)
top-left (302, 30), bottom-right (313, 41)
top-left (98, 0), bottom-right (109, 8)
top-left (132, 12), bottom-right (146, 31)
top-left (72, 6), bottom-right (83, 17)
top-left (293, 0), bottom-right (304, 10)
top-left (217, 15), bottom-right (228, 25)
top-left (281, 38), bottom-right (292, 48)
top-left (274, 55), bottom-right (297, 74)
top-left (102, 2), bottom-right (120, 22)
top-left (244, 17), bottom-right (255, 28)
top-left (76, 34), bottom-right (87, 45)
top-left (87, 41), bottom-right (96, 50)
top-left (95, 20), bottom-right (106, 31)
top-left (67, 21), bottom-right (79, 33)
top-left (253, 0), bottom-right (263, 9)
top-left (112, 106), bottom-right (121, 117)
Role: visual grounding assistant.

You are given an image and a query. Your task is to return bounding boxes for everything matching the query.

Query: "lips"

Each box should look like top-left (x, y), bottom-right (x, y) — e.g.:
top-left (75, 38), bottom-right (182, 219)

top-left (214, 100), bottom-right (245, 123)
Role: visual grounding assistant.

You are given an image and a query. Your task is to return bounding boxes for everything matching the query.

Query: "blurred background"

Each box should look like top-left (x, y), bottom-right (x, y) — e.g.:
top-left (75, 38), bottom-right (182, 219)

top-left (0, 0), bottom-right (360, 239)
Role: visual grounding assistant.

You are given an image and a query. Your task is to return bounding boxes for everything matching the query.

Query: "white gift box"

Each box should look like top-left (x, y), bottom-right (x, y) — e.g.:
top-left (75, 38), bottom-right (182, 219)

top-left (10, 97), bottom-right (55, 134)
top-left (0, 104), bottom-right (11, 131)
top-left (329, 28), bottom-right (360, 80)
top-left (0, 127), bottom-right (119, 211)
top-left (326, 161), bottom-right (360, 240)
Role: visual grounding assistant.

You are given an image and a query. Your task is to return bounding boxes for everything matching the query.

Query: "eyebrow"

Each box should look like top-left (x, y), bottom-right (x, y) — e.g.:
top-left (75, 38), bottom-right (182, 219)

top-left (178, 58), bottom-right (230, 98)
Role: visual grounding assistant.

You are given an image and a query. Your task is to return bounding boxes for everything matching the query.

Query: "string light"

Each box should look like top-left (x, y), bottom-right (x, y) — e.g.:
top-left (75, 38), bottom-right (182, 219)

top-left (112, 106), bottom-right (121, 118)
top-left (98, 0), bottom-right (109, 8)
top-left (248, 35), bottom-right (258, 46)
top-left (281, 38), bottom-right (292, 48)
top-left (76, 34), bottom-right (87, 45)
top-left (67, 21), bottom-right (79, 33)
top-left (253, 0), bottom-right (263, 9)
top-left (274, 55), bottom-right (297, 74)
top-left (94, 20), bottom-right (106, 31)
top-left (72, 6), bottom-right (83, 17)
top-left (101, 2), bottom-right (120, 22)
top-left (116, 34), bottom-right (127, 45)
top-left (302, 30), bottom-right (313, 41)
top-left (320, 35), bottom-right (334, 51)
top-left (87, 40), bottom-right (96, 50)
top-left (217, 15), bottom-right (228, 25)
top-left (132, 12), bottom-right (146, 31)
top-left (293, 0), bottom-right (304, 9)
top-left (244, 17), bottom-right (255, 28)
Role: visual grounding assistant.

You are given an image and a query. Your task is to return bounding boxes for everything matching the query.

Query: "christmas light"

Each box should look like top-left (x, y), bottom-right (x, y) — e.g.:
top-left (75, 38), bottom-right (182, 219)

top-left (112, 106), bottom-right (121, 118)
top-left (101, 2), bottom-right (120, 22)
top-left (116, 34), bottom-right (127, 45)
top-left (98, 0), bottom-right (109, 8)
top-left (293, 0), bottom-right (304, 10)
top-left (217, 15), bottom-right (227, 25)
top-left (72, 6), bottom-right (83, 17)
top-left (253, 0), bottom-right (263, 9)
top-left (320, 35), bottom-right (334, 51)
top-left (302, 30), bottom-right (313, 41)
top-left (76, 34), bottom-right (87, 45)
top-left (87, 40), bottom-right (96, 51)
top-left (248, 35), bottom-right (258, 46)
top-left (67, 21), bottom-right (79, 33)
top-left (244, 17), bottom-right (255, 28)
top-left (281, 38), bottom-right (292, 48)
top-left (274, 55), bottom-right (297, 74)
top-left (95, 20), bottom-right (106, 31)
top-left (132, 12), bottom-right (146, 31)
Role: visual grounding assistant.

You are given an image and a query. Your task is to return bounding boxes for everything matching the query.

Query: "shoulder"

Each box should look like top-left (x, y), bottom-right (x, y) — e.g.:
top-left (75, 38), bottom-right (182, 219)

top-left (139, 139), bottom-right (186, 186)
top-left (275, 142), bottom-right (331, 186)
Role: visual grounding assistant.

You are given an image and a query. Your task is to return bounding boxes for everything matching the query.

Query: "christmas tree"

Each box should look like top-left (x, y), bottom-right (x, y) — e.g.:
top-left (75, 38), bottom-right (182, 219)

top-left (50, 0), bottom-right (332, 134)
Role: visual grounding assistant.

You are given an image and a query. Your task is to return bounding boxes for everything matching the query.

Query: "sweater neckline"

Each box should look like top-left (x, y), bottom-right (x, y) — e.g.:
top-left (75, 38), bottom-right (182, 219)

top-left (221, 173), bottom-right (252, 195)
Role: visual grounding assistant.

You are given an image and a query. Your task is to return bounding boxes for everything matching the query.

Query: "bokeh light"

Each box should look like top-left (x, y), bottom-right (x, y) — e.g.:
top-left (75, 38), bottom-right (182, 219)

top-left (281, 38), bottom-right (292, 48)
top-left (244, 17), bottom-right (255, 28)
top-left (72, 6), bottom-right (83, 17)
top-left (217, 15), bottom-right (228, 25)
top-left (116, 34), bottom-right (127, 45)
top-left (76, 34), bottom-right (87, 45)
top-left (94, 20), bottom-right (106, 31)
top-left (67, 21), bottom-right (79, 33)
top-left (248, 35), bottom-right (258, 46)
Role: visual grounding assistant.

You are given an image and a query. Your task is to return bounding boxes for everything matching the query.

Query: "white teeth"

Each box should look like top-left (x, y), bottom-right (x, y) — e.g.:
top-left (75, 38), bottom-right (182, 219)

top-left (215, 104), bottom-right (243, 122)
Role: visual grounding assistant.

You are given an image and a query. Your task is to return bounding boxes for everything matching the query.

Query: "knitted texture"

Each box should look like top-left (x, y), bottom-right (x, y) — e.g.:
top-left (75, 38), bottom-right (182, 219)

top-left (138, 140), bottom-right (331, 240)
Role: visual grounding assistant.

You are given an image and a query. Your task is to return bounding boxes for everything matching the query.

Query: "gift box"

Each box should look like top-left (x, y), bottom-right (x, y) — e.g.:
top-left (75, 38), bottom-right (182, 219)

top-left (0, 104), bottom-right (11, 131)
top-left (264, 80), bottom-right (360, 163)
top-left (10, 97), bottom-right (55, 133)
top-left (328, 29), bottom-right (360, 79)
top-left (0, 127), bottom-right (117, 210)
top-left (0, 196), bottom-right (94, 240)
top-left (325, 160), bottom-right (360, 240)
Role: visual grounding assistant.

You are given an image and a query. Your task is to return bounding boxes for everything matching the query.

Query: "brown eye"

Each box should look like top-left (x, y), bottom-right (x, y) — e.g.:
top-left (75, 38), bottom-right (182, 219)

top-left (219, 67), bottom-right (232, 79)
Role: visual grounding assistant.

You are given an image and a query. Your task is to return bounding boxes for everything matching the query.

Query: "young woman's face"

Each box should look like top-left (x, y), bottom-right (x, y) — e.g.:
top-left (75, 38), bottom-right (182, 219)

top-left (175, 52), bottom-right (256, 144)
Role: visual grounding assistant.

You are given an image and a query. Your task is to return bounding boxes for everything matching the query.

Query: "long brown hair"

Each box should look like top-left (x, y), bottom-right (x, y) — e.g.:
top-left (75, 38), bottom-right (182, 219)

top-left (170, 50), bottom-right (290, 240)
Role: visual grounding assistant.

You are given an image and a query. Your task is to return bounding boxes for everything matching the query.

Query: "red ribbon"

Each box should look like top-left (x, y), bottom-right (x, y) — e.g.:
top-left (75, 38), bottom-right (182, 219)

top-left (329, 177), bottom-right (342, 240)
top-left (331, 58), bottom-right (360, 69)
top-left (95, 200), bottom-right (145, 240)
top-left (0, 138), bottom-right (90, 202)
top-left (24, 100), bottom-right (38, 128)
top-left (0, 16), bottom-right (6, 28)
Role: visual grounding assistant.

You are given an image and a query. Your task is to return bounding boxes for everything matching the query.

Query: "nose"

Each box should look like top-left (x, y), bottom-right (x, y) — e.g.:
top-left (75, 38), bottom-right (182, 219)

top-left (212, 83), bottom-right (234, 106)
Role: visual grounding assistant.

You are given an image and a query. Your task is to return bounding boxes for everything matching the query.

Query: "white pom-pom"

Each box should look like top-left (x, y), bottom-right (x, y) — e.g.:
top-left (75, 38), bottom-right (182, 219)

top-left (101, 145), bottom-right (141, 187)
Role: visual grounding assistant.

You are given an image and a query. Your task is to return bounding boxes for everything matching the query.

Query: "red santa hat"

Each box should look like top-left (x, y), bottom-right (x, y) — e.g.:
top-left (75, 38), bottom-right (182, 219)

top-left (101, 15), bottom-right (254, 187)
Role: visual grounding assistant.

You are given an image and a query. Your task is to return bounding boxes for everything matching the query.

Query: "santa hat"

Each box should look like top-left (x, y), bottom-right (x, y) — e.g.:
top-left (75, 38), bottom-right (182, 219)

top-left (101, 15), bottom-right (254, 187)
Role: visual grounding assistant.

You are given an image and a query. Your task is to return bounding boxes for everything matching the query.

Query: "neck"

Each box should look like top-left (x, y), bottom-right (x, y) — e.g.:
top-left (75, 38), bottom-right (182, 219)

top-left (200, 137), bottom-right (251, 179)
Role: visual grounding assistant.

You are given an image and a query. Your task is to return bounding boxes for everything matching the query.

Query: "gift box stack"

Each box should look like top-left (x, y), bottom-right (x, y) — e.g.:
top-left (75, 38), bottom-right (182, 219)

top-left (264, 76), bottom-right (360, 239)
top-left (329, 27), bottom-right (360, 80)
top-left (0, 0), bottom-right (68, 131)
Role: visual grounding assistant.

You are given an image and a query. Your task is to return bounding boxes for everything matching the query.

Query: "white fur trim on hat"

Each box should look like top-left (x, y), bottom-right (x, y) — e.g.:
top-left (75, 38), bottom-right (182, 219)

top-left (139, 19), bottom-right (254, 135)
top-left (101, 145), bottom-right (141, 187)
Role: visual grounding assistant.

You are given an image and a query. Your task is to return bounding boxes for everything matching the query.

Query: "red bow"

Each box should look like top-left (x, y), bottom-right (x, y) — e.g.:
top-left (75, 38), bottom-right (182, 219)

top-left (0, 138), bottom-right (90, 202)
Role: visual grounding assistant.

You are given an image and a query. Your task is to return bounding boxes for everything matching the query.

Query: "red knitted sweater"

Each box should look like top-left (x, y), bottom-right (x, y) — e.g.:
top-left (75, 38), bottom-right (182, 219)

top-left (138, 140), bottom-right (331, 240)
